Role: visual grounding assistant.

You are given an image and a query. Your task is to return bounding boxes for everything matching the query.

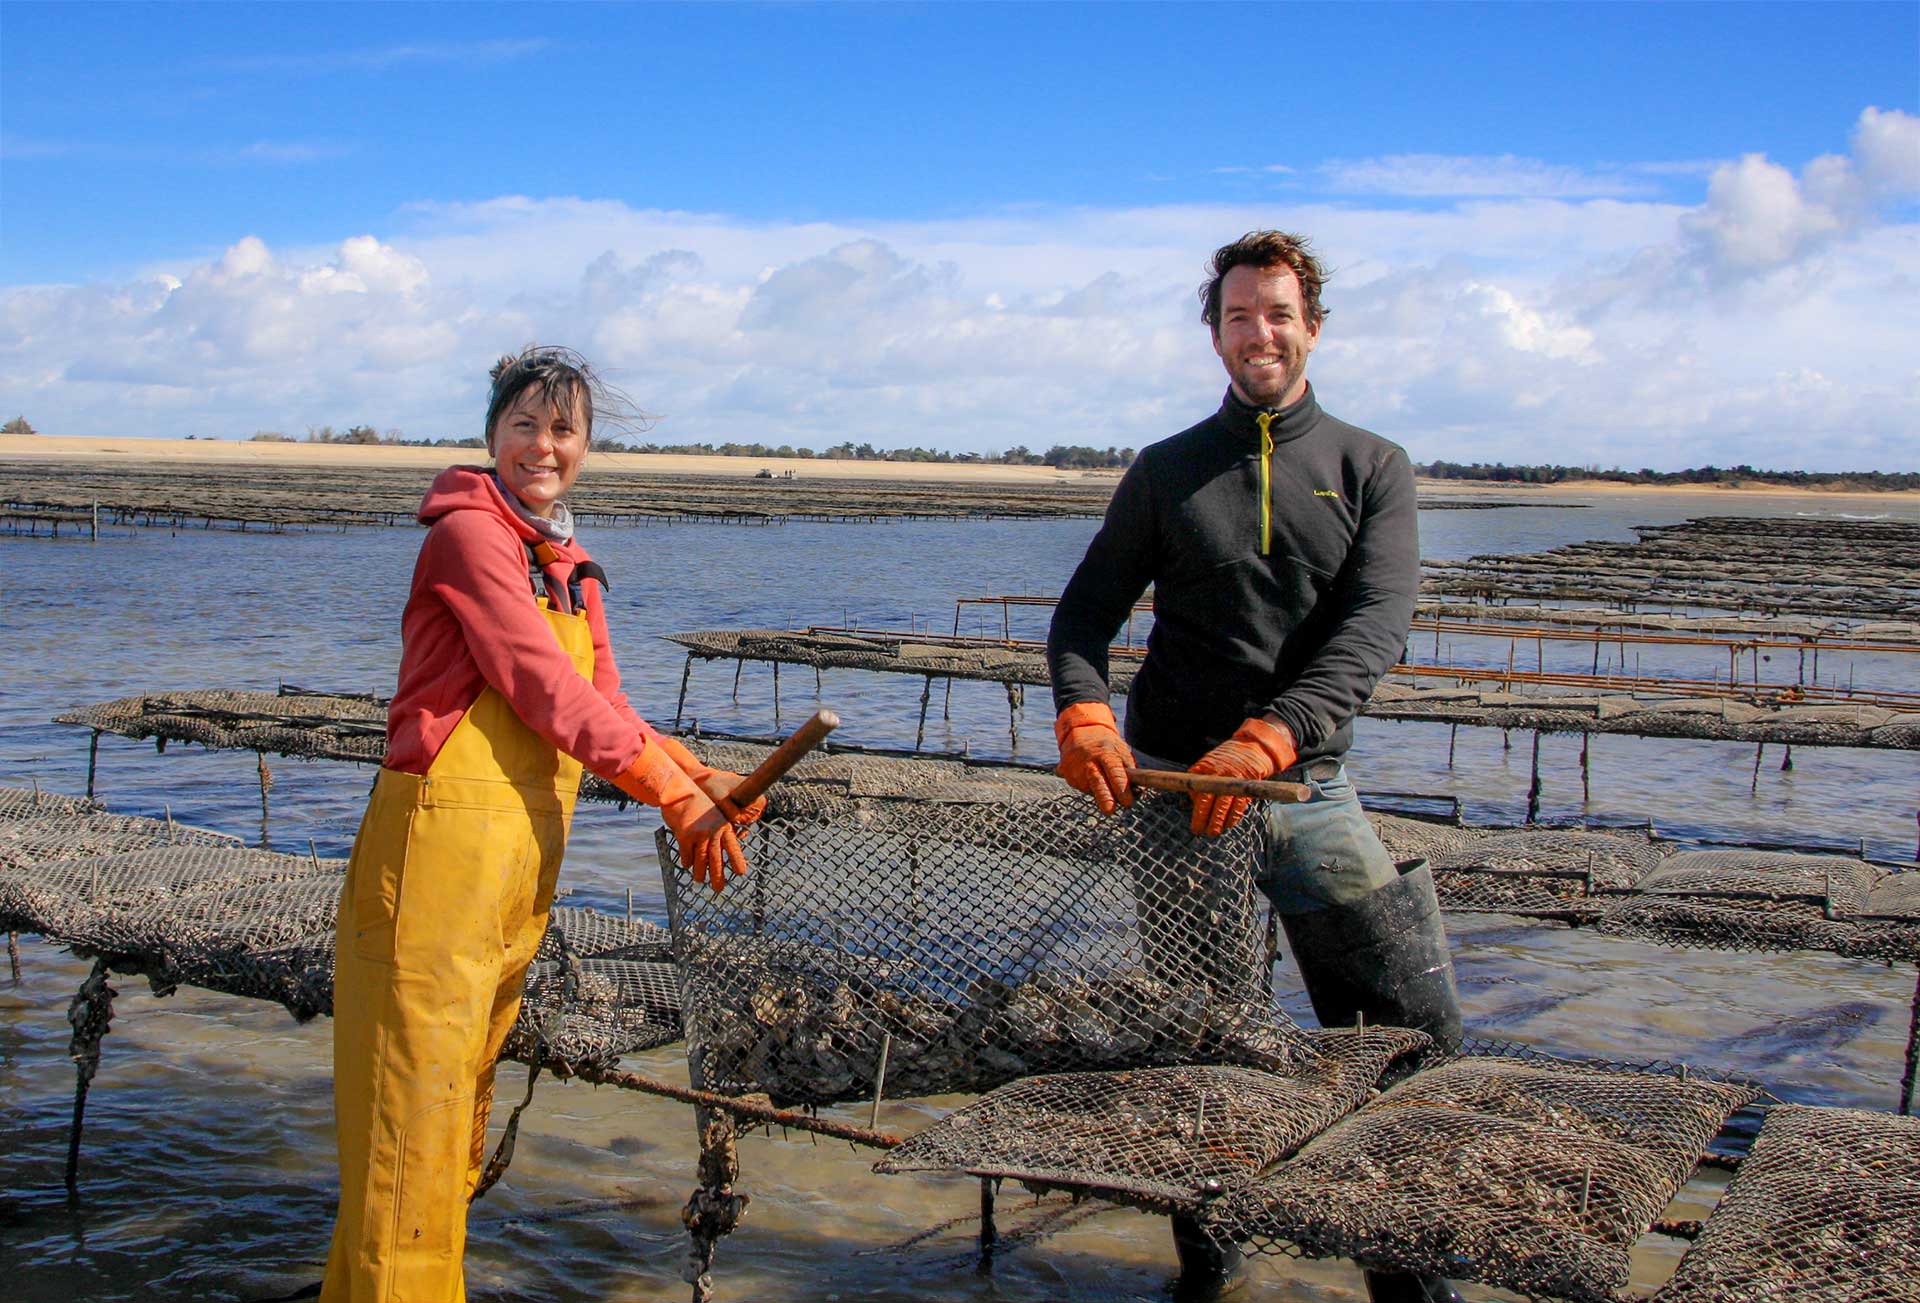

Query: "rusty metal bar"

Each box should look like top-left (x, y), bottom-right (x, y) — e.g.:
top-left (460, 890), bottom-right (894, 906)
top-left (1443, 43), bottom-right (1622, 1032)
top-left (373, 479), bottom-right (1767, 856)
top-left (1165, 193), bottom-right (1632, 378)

top-left (553, 1060), bottom-right (904, 1149)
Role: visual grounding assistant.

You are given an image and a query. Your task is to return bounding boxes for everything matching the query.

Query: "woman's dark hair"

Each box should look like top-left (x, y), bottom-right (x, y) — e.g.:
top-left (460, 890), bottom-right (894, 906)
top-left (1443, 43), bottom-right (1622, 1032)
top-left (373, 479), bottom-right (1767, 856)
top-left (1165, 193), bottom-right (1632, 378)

top-left (483, 346), bottom-right (644, 449)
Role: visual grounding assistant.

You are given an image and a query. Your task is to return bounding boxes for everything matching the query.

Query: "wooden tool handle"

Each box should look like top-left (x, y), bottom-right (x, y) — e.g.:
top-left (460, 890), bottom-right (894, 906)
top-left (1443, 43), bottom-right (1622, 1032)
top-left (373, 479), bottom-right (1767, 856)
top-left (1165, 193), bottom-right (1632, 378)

top-left (727, 709), bottom-right (840, 808)
top-left (1124, 767), bottom-right (1311, 804)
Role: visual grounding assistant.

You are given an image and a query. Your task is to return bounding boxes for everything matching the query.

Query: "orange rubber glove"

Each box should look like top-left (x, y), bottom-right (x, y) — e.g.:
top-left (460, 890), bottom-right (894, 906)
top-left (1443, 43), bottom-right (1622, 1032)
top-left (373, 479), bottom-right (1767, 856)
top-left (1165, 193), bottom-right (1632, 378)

top-left (1054, 701), bottom-right (1136, 815)
top-left (1187, 716), bottom-right (1297, 838)
top-left (648, 731), bottom-right (767, 827)
top-left (613, 743), bottom-right (750, 892)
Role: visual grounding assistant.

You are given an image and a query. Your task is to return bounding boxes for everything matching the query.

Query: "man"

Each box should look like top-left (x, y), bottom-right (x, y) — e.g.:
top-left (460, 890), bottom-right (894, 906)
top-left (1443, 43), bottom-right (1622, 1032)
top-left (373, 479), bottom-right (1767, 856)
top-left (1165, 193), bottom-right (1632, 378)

top-left (1047, 231), bottom-right (1463, 1303)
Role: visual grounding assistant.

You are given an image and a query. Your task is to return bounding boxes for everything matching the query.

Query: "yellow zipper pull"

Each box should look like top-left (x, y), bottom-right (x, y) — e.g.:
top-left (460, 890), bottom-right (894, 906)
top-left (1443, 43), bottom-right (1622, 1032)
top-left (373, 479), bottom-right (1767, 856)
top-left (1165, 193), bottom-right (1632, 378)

top-left (1255, 411), bottom-right (1275, 556)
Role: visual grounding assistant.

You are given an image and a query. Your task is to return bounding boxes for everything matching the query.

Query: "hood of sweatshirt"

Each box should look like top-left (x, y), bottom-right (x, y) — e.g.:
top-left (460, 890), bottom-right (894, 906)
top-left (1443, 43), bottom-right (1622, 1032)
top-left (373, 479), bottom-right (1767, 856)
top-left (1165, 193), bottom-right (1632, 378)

top-left (417, 465), bottom-right (546, 544)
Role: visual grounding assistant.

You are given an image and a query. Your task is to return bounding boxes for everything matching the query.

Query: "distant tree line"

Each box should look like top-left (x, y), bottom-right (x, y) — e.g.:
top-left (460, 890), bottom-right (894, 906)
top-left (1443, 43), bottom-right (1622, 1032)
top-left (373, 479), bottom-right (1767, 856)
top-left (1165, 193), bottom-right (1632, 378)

top-left (620, 440), bottom-right (1137, 468)
top-left (247, 426), bottom-right (486, 448)
top-left (1415, 461), bottom-right (1919, 491)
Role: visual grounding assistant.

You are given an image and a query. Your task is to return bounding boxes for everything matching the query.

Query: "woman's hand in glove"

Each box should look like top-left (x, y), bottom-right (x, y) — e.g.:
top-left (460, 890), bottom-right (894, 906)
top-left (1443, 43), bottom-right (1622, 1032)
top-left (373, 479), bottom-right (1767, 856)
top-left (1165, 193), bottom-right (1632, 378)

top-left (648, 732), bottom-right (768, 826)
top-left (614, 744), bottom-right (751, 891)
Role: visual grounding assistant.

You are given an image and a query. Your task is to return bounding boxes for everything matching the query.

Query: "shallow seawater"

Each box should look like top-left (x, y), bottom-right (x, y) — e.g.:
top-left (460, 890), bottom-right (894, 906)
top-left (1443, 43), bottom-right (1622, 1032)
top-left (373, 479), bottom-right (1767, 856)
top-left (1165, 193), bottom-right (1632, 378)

top-left (1, 489), bottom-right (1914, 1301)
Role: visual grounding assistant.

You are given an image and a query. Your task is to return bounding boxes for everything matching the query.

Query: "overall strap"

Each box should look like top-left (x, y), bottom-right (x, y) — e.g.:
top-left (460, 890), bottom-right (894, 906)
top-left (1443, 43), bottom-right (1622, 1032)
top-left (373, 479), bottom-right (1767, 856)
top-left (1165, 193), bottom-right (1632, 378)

top-left (524, 541), bottom-right (609, 613)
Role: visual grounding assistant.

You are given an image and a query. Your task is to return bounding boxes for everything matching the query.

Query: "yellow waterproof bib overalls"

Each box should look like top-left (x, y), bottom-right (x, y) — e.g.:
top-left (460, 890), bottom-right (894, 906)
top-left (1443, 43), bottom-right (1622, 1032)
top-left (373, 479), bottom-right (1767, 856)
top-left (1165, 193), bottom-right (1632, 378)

top-left (324, 560), bottom-right (592, 1303)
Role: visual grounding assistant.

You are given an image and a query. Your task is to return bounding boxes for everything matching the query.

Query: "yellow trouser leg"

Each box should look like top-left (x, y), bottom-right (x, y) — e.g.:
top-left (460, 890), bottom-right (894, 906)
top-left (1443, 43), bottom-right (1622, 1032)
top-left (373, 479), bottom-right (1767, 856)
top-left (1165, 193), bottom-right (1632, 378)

top-left (323, 772), bottom-right (555, 1303)
top-left (463, 867), bottom-right (561, 1199)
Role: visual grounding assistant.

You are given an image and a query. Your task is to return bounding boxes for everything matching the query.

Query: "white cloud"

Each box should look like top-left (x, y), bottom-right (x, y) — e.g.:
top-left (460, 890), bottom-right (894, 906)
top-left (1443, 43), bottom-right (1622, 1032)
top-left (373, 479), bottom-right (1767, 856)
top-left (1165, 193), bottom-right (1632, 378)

top-left (3, 109), bottom-right (1915, 470)
top-left (1853, 106), bottom-right (1920, 195)
top-left (1320, 153), bottom-right (1654, 199)
top-left (218, 39), bottom-right (552, 75)
top-left (1681, 108), bottom-right (1920, 276)
top-left (229, 140), bottom-right (353, 164)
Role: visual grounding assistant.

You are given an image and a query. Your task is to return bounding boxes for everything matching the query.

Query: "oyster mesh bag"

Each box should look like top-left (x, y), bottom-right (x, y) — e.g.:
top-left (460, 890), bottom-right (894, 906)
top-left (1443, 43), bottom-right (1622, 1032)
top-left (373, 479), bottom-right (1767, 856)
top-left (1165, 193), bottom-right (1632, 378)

top-left (660, 788), bottom-right (1316, 1106)
top-left (1651, 1104), bottom-right (1920, 1303)
top-left (1429, 827), bottom-right (1669, 913)
top-left (1597, 850), bottom-right (1920, 962)
top-left (1205, 1055), bottom-right (1758, 1302)
top-left (0, 787), bottom-right (683, 1058)
top-left (873, 1026), bottom-right (1428, 1211)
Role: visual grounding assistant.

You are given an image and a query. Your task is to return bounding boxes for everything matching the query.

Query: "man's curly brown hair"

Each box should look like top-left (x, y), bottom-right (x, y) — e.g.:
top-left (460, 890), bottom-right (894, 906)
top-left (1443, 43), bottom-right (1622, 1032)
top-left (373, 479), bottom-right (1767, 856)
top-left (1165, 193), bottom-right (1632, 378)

top-left (1199, 230), bottom-right (1330, 334)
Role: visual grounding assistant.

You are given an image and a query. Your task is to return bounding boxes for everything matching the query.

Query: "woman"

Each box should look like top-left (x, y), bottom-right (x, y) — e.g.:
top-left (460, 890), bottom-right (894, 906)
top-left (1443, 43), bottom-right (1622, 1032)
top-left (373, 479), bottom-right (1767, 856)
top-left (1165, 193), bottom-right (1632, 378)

top-left (323, 347), bottom-right (757, 1301)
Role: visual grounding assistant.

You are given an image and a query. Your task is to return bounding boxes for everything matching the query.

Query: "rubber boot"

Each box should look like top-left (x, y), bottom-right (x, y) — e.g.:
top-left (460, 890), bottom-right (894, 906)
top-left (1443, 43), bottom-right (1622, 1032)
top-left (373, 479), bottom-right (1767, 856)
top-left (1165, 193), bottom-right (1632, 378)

top-left (1170, 1212), bottom-right (1244, 1300)
top-left (1277, 858), bottom-right (1464, 1058)
top-left (1280, 859), bottom-right (1467, 1303)
top-left (1364, 1269), bottom-right (1466, 1302)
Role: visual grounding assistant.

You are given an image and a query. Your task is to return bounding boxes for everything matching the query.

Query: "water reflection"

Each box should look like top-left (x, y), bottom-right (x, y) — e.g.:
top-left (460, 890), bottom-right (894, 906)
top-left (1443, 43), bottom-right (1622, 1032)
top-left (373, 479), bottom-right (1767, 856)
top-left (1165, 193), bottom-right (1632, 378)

top-left (3, 491), bottom-right (1913, 1301)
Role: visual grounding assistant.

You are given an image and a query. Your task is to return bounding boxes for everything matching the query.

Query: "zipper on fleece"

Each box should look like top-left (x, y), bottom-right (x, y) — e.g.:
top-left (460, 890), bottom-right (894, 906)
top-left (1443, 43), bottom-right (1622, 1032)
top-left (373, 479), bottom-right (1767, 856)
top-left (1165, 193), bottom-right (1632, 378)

top-left (1255, 411), bottom-right (1275, 556)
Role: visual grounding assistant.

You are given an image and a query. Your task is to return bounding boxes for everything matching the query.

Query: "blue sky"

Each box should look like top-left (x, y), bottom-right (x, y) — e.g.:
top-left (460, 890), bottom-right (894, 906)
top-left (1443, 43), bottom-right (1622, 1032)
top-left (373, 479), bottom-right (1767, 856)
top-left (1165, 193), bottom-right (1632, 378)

top-left (3, 1), bottom-right (1917, 469)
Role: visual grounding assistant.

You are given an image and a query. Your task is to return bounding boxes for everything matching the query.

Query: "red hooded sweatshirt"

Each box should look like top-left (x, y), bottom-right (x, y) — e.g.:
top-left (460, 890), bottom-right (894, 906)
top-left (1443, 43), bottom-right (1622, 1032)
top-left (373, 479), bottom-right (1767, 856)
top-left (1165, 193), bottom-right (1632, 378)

top-left (383, 466), bottom-right (656, 779)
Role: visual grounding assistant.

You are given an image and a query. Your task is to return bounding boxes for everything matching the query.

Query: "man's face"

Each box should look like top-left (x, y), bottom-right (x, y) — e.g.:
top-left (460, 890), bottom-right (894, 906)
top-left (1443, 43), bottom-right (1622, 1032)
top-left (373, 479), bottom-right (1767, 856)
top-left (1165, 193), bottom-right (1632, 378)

top-left (1211, 263), bottom-right (1320, 410)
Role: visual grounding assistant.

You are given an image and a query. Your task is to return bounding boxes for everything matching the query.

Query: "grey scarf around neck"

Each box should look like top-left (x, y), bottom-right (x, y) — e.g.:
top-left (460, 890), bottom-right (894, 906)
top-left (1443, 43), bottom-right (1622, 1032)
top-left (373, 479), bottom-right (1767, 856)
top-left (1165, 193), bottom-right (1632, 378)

top-left (491, 471), bottom-right (575, 544)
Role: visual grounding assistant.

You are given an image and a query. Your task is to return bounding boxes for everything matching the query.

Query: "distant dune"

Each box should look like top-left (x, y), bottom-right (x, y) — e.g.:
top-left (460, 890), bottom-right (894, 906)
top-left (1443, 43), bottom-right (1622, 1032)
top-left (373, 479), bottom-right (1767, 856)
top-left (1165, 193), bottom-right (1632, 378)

top-left (3, 434), bottom-right (1913, 502)
top-left (0, 434), bottom-right (1113, 487)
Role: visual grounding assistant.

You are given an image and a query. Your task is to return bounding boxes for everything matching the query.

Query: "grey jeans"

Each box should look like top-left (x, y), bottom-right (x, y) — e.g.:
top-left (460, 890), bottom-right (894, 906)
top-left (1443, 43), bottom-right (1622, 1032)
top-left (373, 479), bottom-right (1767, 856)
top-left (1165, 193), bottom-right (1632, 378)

top-left (1257, 763), bottom-right (1400, 914)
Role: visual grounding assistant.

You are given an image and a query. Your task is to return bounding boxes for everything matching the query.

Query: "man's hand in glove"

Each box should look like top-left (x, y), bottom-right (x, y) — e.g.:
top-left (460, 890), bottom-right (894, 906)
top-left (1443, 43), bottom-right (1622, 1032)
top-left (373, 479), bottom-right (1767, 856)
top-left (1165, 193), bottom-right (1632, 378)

top-left (613, 743), bottom-right (751, 891)
top-left (1187, 716), bottom-right (1296, 838)
top-left (1054, 701), bottom-right (1136, 815)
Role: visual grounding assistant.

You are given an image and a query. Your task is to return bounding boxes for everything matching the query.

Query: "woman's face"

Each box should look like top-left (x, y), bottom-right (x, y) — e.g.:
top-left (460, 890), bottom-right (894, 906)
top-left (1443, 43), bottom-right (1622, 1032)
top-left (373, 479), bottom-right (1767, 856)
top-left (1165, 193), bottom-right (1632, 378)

top-left (489, 385), bottom-right (586, 518)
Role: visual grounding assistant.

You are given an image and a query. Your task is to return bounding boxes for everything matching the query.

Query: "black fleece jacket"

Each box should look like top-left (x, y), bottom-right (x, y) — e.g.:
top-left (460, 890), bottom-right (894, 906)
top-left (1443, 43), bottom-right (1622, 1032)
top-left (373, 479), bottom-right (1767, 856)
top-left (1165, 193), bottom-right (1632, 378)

top-left (1047, 385), bottom-right (1418, 767)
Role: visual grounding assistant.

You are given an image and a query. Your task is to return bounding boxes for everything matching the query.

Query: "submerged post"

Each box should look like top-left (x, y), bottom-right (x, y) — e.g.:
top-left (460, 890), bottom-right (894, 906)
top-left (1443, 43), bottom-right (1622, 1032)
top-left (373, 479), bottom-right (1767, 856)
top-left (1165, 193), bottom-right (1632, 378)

top-left (978, 1177), bottom-right (999, 1264)
top-left (914, 677), bottom-right (933, 751)
top-left (65, 958), bottom-right (117, 1195)
top-left (869, 1032), bottom-right (893, 1129)
top-left (256, 751), bottom-right (273, 847)
top-left (1526, 730), bottom-right (1543, 824)
top-left (682, 1112), bottom-right (748, 1303)
top-left (1901, 969), bottom-right (1919, 1118)
top-left (674, 655), bottom-right (695, 729)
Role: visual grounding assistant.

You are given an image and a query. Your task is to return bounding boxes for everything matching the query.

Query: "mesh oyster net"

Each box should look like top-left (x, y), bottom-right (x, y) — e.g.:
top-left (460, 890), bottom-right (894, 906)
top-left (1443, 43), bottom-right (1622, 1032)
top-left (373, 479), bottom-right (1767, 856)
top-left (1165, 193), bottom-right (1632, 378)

top-left (1651, 1104), bottom-right (1920, 1303)
top-left (1428, 827), bottom-right (1670, 913)
top-left (0, 785), bottom-right (102, 821)
top-left (56, 690), bottom-right (389, 763)
top-left (660, 788), bottom-right (1314, 1107)
top-left (1204, 1054), bottom-right (1758, 1303)
top-left (0, 804), bottom-right (244, 929)
top-left (1366, 812), bottom-right (1476, 863)
top-left (0, 788), bottom-right (683, 1063)
top-left (1596, 850), bottom-right (1920, 963)
top-left (1366, 813), bottom-right (1920, 967)
top-left (873, 1026), bottom-right (1428, 1211)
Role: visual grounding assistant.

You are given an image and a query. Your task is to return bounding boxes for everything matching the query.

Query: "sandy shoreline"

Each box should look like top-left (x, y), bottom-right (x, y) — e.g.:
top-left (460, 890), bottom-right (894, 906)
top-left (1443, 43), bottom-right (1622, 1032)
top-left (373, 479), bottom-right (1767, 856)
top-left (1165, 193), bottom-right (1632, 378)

top-left (0, 434), bottom-right (1108, 488)
top-left (3, 433), bottom-right (1914, 503)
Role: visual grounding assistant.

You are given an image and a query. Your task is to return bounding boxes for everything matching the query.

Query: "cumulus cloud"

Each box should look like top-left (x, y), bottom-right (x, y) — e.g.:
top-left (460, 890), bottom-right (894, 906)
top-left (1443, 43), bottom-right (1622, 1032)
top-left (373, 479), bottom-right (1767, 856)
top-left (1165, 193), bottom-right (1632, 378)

top-left (2, 109), bottom-right (1915, 469)
top-left (1682, 107), bottom-right (1920, 275)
